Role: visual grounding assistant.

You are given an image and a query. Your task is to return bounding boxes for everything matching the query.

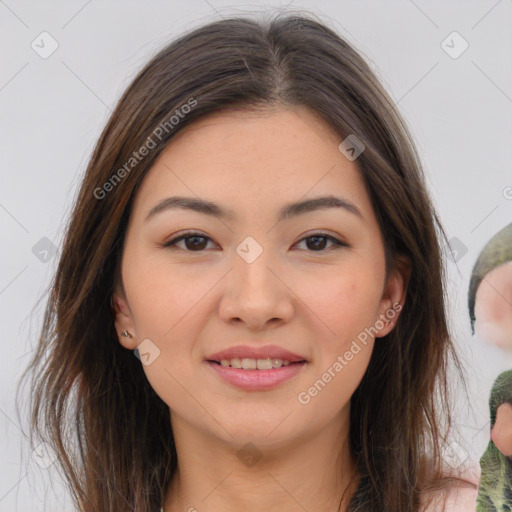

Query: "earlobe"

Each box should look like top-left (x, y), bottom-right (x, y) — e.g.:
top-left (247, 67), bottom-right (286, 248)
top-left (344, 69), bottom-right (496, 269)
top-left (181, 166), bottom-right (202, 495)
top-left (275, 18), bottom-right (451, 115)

top-left (112, 291), bottom-right (138, 349)
top-left (375, 255), bottom-right (411, 338)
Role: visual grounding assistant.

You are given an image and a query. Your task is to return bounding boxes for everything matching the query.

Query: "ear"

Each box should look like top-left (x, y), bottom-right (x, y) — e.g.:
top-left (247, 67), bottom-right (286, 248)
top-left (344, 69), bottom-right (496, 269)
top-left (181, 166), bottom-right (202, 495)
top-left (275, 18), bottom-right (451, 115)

top-left (374, 254), bottom-right (411, 338)
top-left (112, 285), bottom-right (138, 350)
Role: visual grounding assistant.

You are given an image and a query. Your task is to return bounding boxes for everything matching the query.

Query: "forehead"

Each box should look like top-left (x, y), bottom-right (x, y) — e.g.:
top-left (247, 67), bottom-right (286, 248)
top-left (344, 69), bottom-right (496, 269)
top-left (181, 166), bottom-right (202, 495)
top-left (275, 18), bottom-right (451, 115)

top-left (167, 105), bottom-right (342, 162)
top-left (131, 106), bottom-right (374, 225)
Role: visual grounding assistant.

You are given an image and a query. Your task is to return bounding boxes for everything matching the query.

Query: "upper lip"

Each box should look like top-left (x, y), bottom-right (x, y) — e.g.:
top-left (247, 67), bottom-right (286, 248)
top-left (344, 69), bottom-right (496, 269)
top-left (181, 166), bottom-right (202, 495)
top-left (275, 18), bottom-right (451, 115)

top-left (207, 345), bottom-right (307, 363)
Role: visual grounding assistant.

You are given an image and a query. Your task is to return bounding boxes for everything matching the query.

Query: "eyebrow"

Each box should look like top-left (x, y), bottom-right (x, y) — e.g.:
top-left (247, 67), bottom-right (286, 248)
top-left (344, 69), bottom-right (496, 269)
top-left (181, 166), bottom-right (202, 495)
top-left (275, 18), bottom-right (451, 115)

top-left (144, 194), bottom-right (363, 223)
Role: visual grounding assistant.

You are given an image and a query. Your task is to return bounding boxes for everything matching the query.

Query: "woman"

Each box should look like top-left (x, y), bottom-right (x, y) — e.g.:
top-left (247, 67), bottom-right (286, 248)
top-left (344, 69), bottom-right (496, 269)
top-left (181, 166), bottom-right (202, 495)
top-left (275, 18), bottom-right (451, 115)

top-left (18, 11), bottom-right (478, 512)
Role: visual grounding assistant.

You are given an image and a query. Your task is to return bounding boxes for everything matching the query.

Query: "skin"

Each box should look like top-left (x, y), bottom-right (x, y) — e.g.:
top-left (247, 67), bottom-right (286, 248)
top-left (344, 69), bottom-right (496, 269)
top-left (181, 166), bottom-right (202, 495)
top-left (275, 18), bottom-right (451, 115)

top-left (491, 402), bottom-right (512, 457)
top-left (113, 106), bottom-right (410, 512)
top-left (474, 261), bottom-right (512, 352)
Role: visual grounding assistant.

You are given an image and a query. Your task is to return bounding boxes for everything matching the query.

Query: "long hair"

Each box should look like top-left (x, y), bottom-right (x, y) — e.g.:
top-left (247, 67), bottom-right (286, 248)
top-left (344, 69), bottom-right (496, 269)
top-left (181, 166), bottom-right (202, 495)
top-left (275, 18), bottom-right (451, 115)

top-left (17, 11), bottom-right (470, 511)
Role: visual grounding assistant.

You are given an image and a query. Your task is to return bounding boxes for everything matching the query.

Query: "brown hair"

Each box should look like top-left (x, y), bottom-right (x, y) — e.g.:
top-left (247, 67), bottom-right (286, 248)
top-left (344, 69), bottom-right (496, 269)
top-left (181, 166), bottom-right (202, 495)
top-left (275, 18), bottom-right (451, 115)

top-left (17, 10), bottom-right (472, 511)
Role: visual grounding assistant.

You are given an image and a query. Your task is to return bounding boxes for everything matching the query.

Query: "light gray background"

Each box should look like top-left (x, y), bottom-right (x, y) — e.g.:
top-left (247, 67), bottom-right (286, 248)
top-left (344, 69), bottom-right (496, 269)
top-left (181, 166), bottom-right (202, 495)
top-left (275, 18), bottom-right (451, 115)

top-left (1, 1), bottom-right (511, 510)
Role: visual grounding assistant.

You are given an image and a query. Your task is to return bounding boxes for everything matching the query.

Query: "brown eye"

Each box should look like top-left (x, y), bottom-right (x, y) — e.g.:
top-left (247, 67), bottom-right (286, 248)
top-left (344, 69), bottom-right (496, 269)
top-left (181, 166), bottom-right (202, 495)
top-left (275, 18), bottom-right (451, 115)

top-left (163, 232), bottom-right (214, 251)
top-left (163, 231), bottom-right (348, 253)
top-left (295, 234), bottom-right (347, 252)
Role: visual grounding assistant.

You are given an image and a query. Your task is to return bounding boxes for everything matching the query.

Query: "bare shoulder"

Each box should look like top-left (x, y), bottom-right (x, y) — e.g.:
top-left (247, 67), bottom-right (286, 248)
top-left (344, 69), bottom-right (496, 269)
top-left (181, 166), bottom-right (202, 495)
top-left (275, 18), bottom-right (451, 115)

top-left (420, 461), bottom-right (480, 512)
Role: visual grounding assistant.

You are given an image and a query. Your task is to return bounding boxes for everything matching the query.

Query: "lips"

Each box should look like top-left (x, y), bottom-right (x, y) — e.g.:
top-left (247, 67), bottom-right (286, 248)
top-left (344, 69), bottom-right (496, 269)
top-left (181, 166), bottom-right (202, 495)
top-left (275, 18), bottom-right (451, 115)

top-left (206, 345), bottom-right (307, 364)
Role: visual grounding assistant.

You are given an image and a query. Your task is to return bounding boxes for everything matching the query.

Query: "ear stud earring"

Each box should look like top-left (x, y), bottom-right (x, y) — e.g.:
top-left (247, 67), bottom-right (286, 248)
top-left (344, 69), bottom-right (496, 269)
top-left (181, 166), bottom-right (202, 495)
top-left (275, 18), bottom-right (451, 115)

top-left (121, 330), bottom-right (133, 338)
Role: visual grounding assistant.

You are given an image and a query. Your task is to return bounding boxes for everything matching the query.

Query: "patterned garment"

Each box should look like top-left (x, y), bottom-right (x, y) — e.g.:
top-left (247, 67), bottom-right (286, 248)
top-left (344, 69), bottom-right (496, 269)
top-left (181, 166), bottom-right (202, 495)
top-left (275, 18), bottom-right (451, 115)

top-left (476, 369), bottom-right (512, 511)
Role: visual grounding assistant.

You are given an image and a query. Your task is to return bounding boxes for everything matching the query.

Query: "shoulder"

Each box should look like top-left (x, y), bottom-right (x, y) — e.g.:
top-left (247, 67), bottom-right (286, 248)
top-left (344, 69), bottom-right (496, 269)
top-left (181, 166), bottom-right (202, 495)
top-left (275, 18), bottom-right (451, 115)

top-left (421, 460), bottom-right (480, 512)
top-left (441, 467), bottom-right (479, 512)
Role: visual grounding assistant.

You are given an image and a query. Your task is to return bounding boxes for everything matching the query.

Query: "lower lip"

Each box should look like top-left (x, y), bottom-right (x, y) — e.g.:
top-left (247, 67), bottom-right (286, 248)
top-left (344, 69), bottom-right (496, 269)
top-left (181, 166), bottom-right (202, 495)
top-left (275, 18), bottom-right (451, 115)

top-left (205, 361), bottom-right (306, 390)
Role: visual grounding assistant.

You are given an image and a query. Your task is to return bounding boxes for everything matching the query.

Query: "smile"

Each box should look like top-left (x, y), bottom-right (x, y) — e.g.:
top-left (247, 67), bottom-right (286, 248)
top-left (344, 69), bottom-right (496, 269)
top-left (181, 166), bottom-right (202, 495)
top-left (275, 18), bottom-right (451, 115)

top-left (205, 360), bottom-right (307, 390)
top-left (213, 357), bottom-right (303, 370)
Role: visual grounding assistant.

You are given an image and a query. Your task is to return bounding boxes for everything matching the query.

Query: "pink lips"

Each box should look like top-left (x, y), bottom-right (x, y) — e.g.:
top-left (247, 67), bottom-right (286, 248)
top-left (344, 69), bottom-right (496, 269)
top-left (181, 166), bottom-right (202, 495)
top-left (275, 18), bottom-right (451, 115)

top-left (206, 361), bottom-right (306, 390)
top-left (207, 345), bottom-right (307, 364)
top-left (205, 344), bottom-right (308, 391)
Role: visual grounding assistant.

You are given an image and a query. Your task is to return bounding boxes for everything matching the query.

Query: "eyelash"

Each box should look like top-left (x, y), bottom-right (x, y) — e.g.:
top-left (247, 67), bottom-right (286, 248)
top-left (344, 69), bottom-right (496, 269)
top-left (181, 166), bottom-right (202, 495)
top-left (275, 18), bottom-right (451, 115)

top-left (162, 231), bottom-right (348, 253)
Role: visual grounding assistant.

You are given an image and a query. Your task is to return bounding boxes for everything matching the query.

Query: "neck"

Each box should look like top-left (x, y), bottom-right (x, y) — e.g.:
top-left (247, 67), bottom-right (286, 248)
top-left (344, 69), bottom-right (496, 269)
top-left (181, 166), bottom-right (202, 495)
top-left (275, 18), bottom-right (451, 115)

top-left (163, 408), bottom-right (359, 512)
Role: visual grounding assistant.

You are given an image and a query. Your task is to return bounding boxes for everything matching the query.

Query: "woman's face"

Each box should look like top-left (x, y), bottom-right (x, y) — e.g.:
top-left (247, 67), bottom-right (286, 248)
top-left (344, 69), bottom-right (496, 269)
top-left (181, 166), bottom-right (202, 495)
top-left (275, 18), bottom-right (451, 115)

top-left (113, 106), bottom-right (408, 448)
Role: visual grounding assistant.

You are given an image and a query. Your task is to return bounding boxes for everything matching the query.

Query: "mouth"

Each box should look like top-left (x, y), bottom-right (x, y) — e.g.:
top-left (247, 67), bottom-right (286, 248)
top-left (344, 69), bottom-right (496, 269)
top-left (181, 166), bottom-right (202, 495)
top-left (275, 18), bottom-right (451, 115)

top-left (207, 358), bottom-right (307, 370)
top-left (205, 359), bottom-right (307, 390)
top-left (206, 344), bottom-right (308, 366)
top-left (204, 345), bottom-right (308, 389)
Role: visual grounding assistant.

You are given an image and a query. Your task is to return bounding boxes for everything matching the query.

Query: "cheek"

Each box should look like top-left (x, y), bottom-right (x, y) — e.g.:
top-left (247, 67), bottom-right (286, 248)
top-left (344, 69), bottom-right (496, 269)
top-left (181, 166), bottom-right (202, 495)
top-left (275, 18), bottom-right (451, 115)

top-left (300, 270), bottom-right (382, 342)
top-left (123, 248), bottom-right (214, 339)
top-left (293, 271), bottom-right (379, 400)
top-left (123, 254), bottom-right (213, 411)
top-left (296, 329), bottom-right (375, 421)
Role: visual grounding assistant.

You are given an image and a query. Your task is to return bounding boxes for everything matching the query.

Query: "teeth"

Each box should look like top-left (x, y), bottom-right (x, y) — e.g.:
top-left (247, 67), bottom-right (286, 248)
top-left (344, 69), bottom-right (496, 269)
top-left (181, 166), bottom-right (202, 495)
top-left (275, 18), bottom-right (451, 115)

top-left (219, 357), bottom-right (294, 369)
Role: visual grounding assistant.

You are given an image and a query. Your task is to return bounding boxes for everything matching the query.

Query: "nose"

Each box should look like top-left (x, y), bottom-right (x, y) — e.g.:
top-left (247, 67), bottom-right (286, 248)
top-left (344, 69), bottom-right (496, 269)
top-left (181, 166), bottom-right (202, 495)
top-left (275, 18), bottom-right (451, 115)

top-left (218, 245), bottom-right (294, 330)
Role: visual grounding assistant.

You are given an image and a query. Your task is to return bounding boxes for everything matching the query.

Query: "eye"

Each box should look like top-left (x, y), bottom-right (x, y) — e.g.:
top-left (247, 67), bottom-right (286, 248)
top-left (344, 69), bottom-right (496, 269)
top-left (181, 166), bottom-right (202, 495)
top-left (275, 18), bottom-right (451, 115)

top-left (162, 231), bottom-right (348, 252)
top-left (294, 233), bottom-right (348, 252)
top-left (163, 231), bottom-right (214, 251)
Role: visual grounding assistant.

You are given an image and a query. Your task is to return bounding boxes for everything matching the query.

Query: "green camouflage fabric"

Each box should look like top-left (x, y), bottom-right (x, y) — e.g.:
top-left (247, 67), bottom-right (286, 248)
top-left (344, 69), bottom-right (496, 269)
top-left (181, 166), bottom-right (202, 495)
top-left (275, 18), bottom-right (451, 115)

top-left (476, 369), bottom-right (512, 511)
